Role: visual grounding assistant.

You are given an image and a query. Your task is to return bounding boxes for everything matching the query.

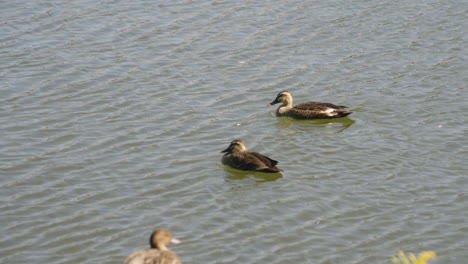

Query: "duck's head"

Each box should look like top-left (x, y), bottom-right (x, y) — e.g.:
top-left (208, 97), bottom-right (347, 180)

top-left (221, 139), bottom-right (247, 154)
top-left (149, 229), bottom-right (180, 250)
top-left (267, 91), bottom-right (293, 106)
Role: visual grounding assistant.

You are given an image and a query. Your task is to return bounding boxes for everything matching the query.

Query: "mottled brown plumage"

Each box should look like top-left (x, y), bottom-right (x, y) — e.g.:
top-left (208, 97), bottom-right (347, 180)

top-left (124, 229), bottom-right (181, 264)
top-left (268, 91), bottom-right (354, 119)
top-left (221, 140), bottom-right (281, 173)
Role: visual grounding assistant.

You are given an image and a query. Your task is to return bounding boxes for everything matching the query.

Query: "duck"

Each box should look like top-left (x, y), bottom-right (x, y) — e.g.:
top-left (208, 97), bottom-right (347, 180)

top-left (267, 91), bottom-right (354, 119)
top-left (124, 229), bottom-right (181, 264)
top-left (221, 140), bottom-right (282, 173)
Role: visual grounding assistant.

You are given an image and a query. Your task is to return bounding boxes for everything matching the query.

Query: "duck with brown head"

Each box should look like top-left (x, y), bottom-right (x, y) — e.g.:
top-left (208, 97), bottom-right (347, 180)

top-left (268, 91), bottom-right (354, 119)
top-left (124, 229), bottom-right (181, 264)
top-left (221, 140), bottom-right (282, 173)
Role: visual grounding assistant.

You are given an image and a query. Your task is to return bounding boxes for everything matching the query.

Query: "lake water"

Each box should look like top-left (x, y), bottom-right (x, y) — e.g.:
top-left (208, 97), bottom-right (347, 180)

top-left (1, 0), bottom-right (467, 263)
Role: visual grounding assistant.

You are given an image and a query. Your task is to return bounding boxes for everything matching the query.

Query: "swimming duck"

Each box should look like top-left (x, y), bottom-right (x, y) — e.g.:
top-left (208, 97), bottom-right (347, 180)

top-left (267, 91), bottom-right (354, 119)
top-left (221, 140), bottom-right (281, 173)
top-left (124, 229), bottom-right (181, 264)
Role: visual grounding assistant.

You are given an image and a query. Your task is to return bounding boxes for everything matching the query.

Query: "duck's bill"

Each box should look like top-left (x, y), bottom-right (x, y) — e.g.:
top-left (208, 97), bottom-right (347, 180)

top-left (171, 238), bottom-right (181, 244)
top-left (221, 144), bottom-right (234, 153)
top-left (220, 148), bottom-right (229, 153)
top-left (267, 100), bottom-right (279, 106)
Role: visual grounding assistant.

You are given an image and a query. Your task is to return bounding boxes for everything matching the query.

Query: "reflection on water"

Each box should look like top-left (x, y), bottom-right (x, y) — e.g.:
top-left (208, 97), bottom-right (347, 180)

top-left (274, 116), bottom-right (355, 133)
top-left (223, 167), bottom-right (283, 183)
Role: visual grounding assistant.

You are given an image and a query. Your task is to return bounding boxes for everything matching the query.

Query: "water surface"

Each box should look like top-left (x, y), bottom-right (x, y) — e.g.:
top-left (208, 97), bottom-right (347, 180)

top-left (1, 0), bottom-right (467, 263)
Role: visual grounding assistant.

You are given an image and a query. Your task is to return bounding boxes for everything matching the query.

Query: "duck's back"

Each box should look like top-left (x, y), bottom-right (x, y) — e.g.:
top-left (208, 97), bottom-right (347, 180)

top-left (249, 152), bottom-right (279, 168)
top-left (124, 249), bottom-right (181, 264)
top-left (294, 102), bottom-right (347, 110)
top-left (222, 152), bottom-right (280, 173)
top-left (288, 102), bottom-right (353, 119)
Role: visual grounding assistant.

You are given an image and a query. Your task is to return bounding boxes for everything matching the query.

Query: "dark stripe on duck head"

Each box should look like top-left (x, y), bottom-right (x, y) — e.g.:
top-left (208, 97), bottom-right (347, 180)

top-left (268, 91), bottom-right (290, 106)
top-left (221, 139), bottom-right (245, 153)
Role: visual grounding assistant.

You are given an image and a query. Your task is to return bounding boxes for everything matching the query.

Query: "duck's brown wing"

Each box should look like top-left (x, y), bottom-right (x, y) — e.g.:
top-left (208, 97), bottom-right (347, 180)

top-left (294, 102), bottom-right (348, 110)
top-left (223, 153), bottom-right (281, 173)
top-left (249, 152), bottom-right (282, 173)
top-left (124, 249), bottom-right (181, 264)
top-left (290, 102), bottom-right (353, 119)
top-left (249, 152), bottom-right (279, 167)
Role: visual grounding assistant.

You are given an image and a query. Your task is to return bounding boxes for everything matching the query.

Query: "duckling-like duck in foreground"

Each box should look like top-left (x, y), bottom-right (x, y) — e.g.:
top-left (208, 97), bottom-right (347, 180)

top-left (268, 91), bottom-right (354, 119)
top-left (221, 140), bottom-right (282, 173)
top-left (124, 229), bottom-right (181, 264)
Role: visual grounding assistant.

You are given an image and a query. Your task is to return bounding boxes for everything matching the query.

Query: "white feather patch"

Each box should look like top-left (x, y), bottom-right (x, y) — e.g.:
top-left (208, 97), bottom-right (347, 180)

top-left (325, 108), bottom-right (336, 116)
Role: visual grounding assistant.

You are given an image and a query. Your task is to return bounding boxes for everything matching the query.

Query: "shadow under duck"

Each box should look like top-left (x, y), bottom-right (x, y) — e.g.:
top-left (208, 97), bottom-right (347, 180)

top-left (221, 140), bottom-right (281, 173)
top-left (268, 91), bottom-right (354, 119)
top-left (124, 229), bottom-right (181, 264)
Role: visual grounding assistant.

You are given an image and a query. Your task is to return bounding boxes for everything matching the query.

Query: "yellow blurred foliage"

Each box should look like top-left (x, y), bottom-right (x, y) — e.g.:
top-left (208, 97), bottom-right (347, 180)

top-left (391, 250), bottom-right (437, 264)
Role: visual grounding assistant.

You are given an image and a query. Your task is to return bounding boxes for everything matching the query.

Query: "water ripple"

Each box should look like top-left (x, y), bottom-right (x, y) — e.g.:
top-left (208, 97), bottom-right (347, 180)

top-left (1, 0), bottom-right (467, 263)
